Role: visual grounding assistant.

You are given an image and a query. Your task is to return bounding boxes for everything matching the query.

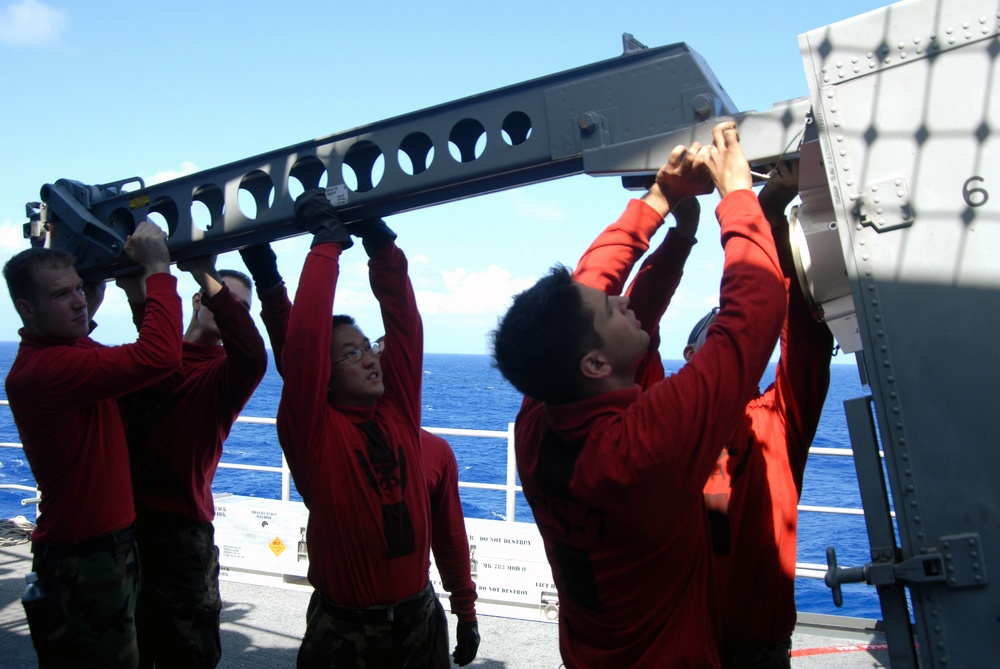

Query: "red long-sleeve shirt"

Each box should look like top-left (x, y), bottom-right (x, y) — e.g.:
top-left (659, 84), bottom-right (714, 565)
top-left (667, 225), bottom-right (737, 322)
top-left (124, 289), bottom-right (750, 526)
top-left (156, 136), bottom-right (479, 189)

top-left (6, 273), bottom-right (182, 544)
top-left (123, 284), bottom-right (268, 523)
top-left (577, 194), bottom-right (834, 651)
top-left (258, 282), bottom-right (292, 377)
top-left (276, 241), bottom-right (431, 607)
top-left (515, 190), bottom-right (785, 669)
top-left (703, 215), bottom-right (833, 650)
top-left (421, 429), bottom-right (477, 622)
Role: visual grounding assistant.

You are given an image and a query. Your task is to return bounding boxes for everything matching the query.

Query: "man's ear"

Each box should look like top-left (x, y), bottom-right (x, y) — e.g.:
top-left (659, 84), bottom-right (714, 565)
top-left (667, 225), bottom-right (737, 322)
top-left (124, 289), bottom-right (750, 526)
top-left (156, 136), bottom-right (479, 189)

top-left (191, 292), bottom-right (203, 312)
top-left (15, 297), bottom-right (34, 322)
top-left (683, 344), bottom-right (695, 362)
top-left (579, 349), bottom-right (612, 380)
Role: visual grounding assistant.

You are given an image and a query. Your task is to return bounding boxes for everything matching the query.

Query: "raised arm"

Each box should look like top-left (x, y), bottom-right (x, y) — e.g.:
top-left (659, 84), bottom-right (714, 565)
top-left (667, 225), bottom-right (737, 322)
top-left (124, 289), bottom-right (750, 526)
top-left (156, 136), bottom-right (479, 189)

top-left (30, 221), bottom-right (183, 403)
top-left (240, 243), bottom-right (292, 377)
top-left (572, 198), bottom-right (664, 294)
top-left (625, 197), bottom-right (699, 328)
top-left (625, 197), bottom-right (700, 387)
top-left (111, 222), bottom-right (182, 389)
top-left (116, 272), bottom-right (147, 331)
top-left (353, 218), bottom-right (424, 430)
top-left (189, 259), bottom-right (269, 412)
top-left (758, 161), bottom-right (834, 486)
top-left (638, 123), bottom-right (786, 493)
top-left (572, 146), bottom-right (704, 294)
top-left (276, 190), bottom-right (354, 467)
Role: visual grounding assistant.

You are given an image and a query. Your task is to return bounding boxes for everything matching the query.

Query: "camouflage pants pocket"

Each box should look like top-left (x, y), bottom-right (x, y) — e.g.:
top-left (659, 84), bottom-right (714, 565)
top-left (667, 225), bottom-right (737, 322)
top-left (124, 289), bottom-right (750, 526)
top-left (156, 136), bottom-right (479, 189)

top-left (27, 541), bottom-right (139, 668)
top-left (297, 589), bottom-right (441, 669)
top-left (135, 520), bottom-right (221, 669)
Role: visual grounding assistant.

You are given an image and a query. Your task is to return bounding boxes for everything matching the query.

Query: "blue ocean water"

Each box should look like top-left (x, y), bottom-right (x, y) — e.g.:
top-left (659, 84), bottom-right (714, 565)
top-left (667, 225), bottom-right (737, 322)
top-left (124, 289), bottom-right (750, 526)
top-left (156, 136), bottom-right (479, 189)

top-left (0, 342), bottom-right (881, 619)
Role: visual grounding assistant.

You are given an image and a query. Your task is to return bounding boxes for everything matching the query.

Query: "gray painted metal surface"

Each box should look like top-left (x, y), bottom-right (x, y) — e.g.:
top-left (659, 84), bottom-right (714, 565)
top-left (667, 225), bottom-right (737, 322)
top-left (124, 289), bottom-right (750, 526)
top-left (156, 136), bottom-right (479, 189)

top-left (841, 397), bottom-right (918, 668)
top-left (797, 0), bottom-right (1000, 665)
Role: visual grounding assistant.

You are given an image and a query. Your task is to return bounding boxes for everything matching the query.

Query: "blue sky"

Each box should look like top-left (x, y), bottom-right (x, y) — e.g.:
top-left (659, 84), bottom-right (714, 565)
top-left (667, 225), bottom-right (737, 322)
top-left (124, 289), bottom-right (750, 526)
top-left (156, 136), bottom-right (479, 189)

top-left (0, 0), bottom-right (889, 358)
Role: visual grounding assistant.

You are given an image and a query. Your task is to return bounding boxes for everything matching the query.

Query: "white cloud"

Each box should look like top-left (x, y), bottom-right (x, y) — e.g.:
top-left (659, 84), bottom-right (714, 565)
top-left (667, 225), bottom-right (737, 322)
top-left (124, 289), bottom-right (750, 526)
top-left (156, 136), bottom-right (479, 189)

top-left (0, 0), bottom-right (69, 47)
top-left (416, 264), bottom-right (534, 316)
top-left (146, 160), bottom-right (199, 186)
top-left (0, 220), bottom-right (27, 255)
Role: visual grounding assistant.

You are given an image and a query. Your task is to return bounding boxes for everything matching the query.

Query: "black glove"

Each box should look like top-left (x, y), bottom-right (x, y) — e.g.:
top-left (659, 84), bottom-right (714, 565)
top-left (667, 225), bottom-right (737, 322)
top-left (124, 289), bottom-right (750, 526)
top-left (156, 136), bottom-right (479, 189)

top-left (293, 189), bottom-right (353, 249)
top-left (453, 620), bottom-right (480, 666)
top-left (350, 218), bottom-right (397, 258)
top-left (238, 243), bottom-right (283, 292)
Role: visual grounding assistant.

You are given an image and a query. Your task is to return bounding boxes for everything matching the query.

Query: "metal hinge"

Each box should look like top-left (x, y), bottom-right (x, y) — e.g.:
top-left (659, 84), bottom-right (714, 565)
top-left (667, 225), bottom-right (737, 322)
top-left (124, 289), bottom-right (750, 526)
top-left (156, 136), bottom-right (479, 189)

top-left (858, 175), bottom-right (914, 232)
top-left (825, 533), bottom-right (987, 606)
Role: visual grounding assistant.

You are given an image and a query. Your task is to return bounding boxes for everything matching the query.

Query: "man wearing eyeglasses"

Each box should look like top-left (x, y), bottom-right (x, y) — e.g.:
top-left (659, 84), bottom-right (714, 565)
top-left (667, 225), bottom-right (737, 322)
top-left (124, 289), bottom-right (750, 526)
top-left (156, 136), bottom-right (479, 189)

top-left (274, 190), bottom-right (443, 668)
top-left (491, 122), bottom-right (788, 668)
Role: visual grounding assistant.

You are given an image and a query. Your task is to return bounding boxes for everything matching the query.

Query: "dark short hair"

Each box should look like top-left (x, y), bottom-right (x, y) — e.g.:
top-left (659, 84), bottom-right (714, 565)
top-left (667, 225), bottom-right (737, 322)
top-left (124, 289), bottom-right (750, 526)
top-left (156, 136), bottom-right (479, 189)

top-left (491, 265), bottom-right (602, 404)
top-left (218, 269), bottom-right (252, 292)
top-left (332, 314), bottom-right (356, 329)
top-left (330, 314), bottom-right (364, 344)
top-left (3, 247), bottom-right (76, 305)
top-left (197, 269), bottom-right (253, 297)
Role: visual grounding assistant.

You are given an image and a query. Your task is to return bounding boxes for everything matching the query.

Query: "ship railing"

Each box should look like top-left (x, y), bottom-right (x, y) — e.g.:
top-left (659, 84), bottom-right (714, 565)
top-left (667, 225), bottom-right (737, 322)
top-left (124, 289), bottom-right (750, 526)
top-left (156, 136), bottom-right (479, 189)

top-left (0, 402), bottom-right (876, 582)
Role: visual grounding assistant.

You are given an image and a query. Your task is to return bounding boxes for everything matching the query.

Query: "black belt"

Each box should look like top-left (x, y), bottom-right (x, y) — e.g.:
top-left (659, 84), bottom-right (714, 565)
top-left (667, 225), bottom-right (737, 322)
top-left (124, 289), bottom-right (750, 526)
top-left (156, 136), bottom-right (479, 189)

top-left (33, 523), bottom-right (136, 560)
top-left (319, 583), bottom-right (433, 624)
top-left (136, 507), bottom-right (211, 532)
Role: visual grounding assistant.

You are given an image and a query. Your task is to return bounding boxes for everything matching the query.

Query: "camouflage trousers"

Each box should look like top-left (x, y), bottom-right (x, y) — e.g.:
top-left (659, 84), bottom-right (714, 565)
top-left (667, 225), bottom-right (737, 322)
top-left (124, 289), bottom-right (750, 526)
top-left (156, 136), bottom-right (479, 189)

top-left (25, 525), bottom-right (139, 668)
top-left (134, 515), bottom-right (221, 669)
top-left (298, 583), bottom-right (448, 669)
top-left (426, 595), bottom-right (450, 669)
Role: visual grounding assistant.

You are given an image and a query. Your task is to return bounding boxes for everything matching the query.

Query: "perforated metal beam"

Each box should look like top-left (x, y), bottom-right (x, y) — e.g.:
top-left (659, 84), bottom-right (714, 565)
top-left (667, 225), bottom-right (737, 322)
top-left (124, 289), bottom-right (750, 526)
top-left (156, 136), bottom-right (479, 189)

top-left (29, 41), bottom-right (738, 280)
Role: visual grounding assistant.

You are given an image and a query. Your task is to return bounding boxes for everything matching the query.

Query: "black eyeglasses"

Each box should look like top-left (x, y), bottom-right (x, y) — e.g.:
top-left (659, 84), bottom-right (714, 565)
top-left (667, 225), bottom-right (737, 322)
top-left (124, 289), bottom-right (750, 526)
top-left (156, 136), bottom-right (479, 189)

top-left (333, 340), bottom-right (384, 365)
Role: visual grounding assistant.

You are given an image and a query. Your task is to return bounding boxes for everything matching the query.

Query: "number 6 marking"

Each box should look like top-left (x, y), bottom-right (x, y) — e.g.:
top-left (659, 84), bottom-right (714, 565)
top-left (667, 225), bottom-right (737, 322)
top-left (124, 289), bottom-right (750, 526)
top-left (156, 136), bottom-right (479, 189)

top-left (963, 176), bottom-right (988, 207)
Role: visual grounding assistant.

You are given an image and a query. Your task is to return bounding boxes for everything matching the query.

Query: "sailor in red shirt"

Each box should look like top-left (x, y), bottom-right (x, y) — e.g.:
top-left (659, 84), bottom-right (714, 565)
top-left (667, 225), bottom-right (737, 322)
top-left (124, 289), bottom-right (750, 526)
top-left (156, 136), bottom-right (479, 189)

top-left (691, 162), bottom-right (834, 669)
top-left (3, 222), bottom-right (182, 668)
top-left (237, 242), bottom-right (292, 379)
top-left (276, 190), bottom-right (442, 668)
top-left (236, 240), bottom-right (481, 668)
top-left (577, 159), bottom-right (833, 668)
top-left (491, 122), bottom-right (787, 668)
top-left (370, 333), bottom-right (481, 667)
top-left (421, 429), bottom-right (480, 666)
top-left (116, 255), bottom-right (268, 668)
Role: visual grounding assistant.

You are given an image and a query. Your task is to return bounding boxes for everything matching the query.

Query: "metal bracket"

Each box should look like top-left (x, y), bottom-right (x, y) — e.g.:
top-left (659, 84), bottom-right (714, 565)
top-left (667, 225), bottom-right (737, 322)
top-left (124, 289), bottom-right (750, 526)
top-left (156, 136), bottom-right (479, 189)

top-left (858, 175), bottom-right (914, 232)
top-left (925, 533), bottom-right (988, 588)
top-left (38, 180), bottom-right (134, 280)
top-left (621, 32), bottom-right (648, 54)
top-left (23, 201), bottom-right (45, 244)
top-left (826, 532), bottom-right (987, 604)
